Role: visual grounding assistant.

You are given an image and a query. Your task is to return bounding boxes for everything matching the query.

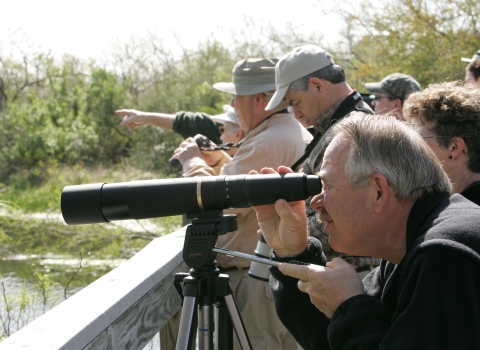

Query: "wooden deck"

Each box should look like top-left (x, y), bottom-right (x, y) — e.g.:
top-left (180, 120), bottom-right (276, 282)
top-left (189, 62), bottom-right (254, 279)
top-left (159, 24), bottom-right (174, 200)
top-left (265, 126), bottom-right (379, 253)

top-left (0, 227), bottom-right (189, 349)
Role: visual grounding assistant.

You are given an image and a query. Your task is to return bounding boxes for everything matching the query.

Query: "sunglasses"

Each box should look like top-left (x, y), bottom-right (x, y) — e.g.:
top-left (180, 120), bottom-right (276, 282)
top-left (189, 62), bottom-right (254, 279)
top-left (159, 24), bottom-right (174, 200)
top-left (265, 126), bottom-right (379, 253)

top-left (372, 94), bottom-right (394, 101)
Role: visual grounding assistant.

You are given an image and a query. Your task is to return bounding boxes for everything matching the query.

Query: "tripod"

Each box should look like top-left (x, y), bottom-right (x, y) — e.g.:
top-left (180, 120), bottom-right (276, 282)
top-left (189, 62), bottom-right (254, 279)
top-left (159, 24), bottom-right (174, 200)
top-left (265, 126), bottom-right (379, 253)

top-left (173, 211), bottom-right (252, 350)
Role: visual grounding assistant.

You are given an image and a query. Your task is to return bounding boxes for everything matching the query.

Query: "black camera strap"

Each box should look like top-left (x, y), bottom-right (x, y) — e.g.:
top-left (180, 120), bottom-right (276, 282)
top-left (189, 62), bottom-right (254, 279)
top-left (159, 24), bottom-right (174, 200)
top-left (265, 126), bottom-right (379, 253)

top-left (291, 91), bottom-right (373, 171)
top-left (199, 141), bottom-right (243, 152)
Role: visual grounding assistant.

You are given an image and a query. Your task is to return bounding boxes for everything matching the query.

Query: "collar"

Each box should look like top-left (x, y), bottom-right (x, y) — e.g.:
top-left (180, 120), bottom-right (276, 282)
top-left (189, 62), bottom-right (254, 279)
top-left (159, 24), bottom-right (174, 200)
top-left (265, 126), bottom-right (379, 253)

top-left (313, 90), bottom-right (364, 134)
top-left (405, 192), bottom-right (451, 251)
top-left (314, 96), bottom-right (347, 134)
top-left (460, 180), bottom-right (480, 206)
top-left (243, 109), bottom-right (289, 141)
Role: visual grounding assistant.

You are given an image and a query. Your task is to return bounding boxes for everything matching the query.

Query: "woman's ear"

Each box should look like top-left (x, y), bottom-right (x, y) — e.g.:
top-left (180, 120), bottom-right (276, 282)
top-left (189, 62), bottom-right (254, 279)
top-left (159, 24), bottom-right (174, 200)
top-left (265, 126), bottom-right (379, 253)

top-left (449, 137), bottom-right (466, 160)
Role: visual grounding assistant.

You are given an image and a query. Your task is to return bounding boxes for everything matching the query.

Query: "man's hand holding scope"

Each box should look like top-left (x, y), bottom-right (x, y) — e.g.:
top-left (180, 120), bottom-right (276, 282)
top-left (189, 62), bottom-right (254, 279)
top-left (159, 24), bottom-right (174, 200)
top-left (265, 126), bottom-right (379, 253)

top-left (251, 166), bottom-right (308, 258)
top-left (252, 166), bottom-right (363, 319)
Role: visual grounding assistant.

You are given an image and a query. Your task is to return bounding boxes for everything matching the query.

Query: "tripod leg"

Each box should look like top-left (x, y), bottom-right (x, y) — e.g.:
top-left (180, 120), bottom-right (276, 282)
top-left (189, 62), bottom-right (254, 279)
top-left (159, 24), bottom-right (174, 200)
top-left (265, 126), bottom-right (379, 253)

top-left (224, 294), bottom-right (252, 350)
top-left (175, 296), bottom-right (197, 350)
top-left (216, 299), bottom-right (233, 349)
top-left (198, 304), bottom-right (214, 350)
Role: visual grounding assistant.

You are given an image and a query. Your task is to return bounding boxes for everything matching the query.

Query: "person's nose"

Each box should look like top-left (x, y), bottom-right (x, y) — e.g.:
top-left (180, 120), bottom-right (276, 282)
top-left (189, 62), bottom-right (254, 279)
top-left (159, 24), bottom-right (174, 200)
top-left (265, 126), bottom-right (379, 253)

top-left (293, 108), bottom-right (303, 121)
top-left (310, 192), bottom-right (325, 211)
top-left (230, 98), bottom-right (235, 108)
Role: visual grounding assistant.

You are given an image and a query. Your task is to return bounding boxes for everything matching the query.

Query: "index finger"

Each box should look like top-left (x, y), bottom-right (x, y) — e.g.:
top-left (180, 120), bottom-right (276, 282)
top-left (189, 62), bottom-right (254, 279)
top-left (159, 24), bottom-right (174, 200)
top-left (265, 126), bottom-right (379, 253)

top-left (278, 262), bottom-right (313, 281)
top-left (277, 166), bottom-right (294, 174)
top-left (115, 109), bottom-right (130, 116)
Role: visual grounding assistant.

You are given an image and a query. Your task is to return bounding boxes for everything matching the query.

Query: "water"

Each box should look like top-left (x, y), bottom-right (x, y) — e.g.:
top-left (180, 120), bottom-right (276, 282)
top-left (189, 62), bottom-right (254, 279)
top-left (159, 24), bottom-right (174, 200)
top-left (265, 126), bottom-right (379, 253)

top-left (0, 253), bottom-right (163, 349)
top-left (0, 253), bottom-right (125, 335)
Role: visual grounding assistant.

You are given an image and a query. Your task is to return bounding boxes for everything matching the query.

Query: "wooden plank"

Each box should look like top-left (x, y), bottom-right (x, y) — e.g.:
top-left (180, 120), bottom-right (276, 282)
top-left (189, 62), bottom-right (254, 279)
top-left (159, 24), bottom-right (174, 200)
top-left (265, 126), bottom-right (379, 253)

top-left (83, 263), bottom-right (186, 350)
top-left (0, 228), bottom-right (189, 350)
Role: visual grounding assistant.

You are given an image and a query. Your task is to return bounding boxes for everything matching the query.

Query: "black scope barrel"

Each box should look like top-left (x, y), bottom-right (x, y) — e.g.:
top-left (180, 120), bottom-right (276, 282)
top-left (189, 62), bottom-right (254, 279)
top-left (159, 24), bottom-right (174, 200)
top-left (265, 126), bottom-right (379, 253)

top-left (61, 173), bottom-right (321, 225)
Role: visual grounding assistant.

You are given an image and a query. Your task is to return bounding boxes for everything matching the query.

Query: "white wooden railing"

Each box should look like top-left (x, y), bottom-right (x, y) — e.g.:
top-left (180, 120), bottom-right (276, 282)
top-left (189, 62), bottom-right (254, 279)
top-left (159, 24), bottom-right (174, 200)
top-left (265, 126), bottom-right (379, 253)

top-left (0, 227), bottom-right (189, 349)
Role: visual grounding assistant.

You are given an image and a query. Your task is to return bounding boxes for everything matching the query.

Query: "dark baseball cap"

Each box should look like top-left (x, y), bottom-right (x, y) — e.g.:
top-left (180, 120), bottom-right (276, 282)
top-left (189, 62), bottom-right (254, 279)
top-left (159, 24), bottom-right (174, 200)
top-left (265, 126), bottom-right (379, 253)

top-left (365, 73), bottom-right (421, 101)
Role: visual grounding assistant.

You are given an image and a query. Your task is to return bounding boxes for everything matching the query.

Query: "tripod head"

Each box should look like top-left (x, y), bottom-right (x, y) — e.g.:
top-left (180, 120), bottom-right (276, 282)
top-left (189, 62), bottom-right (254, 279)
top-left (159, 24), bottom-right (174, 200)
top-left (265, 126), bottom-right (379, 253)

top-left (183, 210), bottom-right (237, 269)
top-left (176, 210), bottom-right (252, 350)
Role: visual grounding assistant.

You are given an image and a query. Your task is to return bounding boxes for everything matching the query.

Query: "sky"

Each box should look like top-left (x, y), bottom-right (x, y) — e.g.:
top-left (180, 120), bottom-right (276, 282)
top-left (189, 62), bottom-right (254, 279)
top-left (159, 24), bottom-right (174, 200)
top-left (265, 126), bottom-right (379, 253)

top-left (0, 0), bottom-right (341, 61)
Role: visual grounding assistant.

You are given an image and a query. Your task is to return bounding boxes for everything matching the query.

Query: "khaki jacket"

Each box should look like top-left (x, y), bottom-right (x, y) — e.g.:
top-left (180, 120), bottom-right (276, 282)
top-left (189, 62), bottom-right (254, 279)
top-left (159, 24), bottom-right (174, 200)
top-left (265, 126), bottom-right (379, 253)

top-left (183, 113), bottom-right (312, 267)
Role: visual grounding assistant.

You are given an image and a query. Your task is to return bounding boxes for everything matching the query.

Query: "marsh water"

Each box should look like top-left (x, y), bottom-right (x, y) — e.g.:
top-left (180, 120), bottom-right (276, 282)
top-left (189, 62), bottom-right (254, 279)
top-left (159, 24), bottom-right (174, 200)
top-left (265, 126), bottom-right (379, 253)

top-left (0, 212), bottom-right (173, 348)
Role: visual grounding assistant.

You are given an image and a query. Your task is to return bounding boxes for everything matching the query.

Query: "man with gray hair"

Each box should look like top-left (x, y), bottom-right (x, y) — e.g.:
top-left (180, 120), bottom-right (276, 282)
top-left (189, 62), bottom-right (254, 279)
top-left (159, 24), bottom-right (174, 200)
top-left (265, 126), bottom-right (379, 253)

top-left (365, 72), bottom-right (421, 120)
top-left (173, 57), bottom-right (312, 349)
top-left (265, 45), bottom-right (379, 276)
top-left (253, 114), bottom-right (480, 349)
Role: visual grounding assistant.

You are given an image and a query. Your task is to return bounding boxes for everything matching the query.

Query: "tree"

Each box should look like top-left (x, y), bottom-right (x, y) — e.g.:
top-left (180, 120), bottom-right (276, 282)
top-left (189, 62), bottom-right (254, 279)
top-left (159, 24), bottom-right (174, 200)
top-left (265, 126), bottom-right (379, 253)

top-left (329, 0), bottom-right (480, 90)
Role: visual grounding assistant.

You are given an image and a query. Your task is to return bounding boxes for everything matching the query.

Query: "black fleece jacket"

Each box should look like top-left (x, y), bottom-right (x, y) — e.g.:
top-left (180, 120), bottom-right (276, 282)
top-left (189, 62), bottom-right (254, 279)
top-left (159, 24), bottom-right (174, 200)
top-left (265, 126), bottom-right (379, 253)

top-left (461, 180), bottom-right (480, 206)
top-left (270, 193), bottom-right (480, 350)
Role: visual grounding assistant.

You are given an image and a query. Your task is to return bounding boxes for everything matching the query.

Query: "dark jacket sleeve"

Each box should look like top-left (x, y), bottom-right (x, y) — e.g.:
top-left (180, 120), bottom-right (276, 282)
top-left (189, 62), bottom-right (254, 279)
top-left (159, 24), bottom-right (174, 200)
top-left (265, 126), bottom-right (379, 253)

top-left (269, 237), bottom-right (331, 350)
top-left (172, 111), bottom-right (222, 144)
top-left (329, 247), bottom-right (480, 349)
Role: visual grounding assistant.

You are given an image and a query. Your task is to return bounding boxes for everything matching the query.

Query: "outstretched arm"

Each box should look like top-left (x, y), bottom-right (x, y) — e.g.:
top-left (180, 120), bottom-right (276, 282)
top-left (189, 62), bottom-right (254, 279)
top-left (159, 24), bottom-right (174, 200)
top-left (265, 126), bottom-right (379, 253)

top-left (116, 109), bottom-right (175, 131)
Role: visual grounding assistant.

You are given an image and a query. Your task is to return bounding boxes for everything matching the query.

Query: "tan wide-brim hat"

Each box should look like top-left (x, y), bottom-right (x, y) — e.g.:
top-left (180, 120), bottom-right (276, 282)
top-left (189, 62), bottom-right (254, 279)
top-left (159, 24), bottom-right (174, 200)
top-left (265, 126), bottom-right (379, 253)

top-left (213, 58), bottom-right (278, 96)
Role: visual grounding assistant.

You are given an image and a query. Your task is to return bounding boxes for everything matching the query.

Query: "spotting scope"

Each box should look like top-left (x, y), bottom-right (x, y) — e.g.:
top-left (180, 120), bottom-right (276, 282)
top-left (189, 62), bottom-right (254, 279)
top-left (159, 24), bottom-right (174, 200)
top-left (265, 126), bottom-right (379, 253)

top-left (61, 173), bottom-right (321, 225)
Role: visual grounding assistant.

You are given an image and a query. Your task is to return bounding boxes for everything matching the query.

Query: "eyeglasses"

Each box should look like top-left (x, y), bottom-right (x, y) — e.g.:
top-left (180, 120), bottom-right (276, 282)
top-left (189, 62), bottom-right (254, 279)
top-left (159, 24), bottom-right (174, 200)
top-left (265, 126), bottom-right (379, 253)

top-left (421, 135), bottom-right (450, 139)
top-left (372, 94), bottom-right (395, 101)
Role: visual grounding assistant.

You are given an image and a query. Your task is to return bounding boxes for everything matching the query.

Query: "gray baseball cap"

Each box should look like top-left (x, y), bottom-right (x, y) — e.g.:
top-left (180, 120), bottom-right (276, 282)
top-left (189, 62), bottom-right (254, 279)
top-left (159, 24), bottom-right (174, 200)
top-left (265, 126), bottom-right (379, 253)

top-left (265, 45), bottom-right (335, 111)
top-left (213, 58), bottom-right (278, 96)
top-left (209, 105), bottom-right (239, 125)
top-left (365, 73), bottom-right (421, 101)
top-left (461, 50), bottom-right (480, 63)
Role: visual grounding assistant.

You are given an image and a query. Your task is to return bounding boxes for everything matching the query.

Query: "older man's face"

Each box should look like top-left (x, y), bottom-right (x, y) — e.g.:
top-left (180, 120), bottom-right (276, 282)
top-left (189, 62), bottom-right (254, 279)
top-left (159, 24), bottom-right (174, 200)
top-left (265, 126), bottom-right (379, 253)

top-left (310, 133), bottom-right (373, 255)
top-left (230, 95), bottom-right (251, 131)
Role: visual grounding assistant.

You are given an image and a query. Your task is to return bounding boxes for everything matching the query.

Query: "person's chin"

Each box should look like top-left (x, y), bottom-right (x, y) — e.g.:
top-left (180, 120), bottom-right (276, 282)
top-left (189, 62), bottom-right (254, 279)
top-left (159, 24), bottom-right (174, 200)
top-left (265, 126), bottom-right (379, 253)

top-left (322, 220), bottom-right (334, 233)
top-left (300, 117), bottom-right (312, 128)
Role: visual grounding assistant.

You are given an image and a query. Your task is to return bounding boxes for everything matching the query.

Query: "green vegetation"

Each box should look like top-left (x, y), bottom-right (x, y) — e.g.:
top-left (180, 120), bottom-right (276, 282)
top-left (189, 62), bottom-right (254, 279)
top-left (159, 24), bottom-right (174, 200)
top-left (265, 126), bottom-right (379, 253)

top-left (0, 164), bottom-right (182, 257)
top-left (1, 276), bottom-right (58, 340)
top-left (331, 0), bottom-right (479, 88)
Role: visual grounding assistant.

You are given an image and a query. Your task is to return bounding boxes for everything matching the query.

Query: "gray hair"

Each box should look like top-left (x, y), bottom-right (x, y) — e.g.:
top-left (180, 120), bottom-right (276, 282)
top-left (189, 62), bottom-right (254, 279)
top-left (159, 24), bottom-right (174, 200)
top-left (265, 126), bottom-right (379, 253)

top-left (290, 64), bottom-right (346, 91)
top-left (329, 113), bottom-right (452, 201)
top-left (263, 90), bottom-right (275, 102)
